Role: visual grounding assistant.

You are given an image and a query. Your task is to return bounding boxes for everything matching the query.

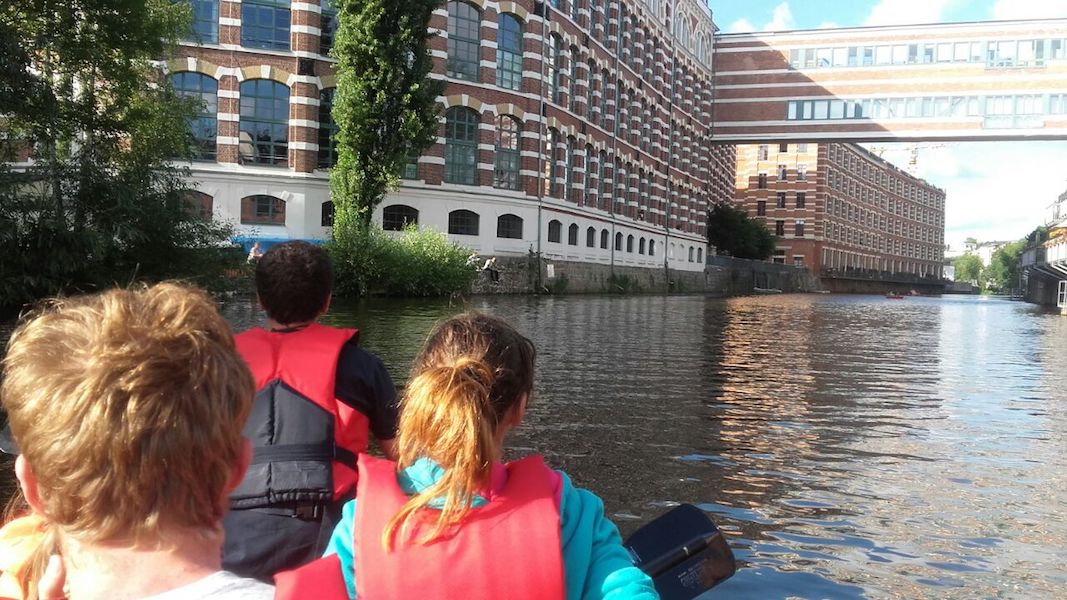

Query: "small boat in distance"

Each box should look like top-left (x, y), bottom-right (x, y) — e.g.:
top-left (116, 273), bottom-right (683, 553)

top-left (886, 293), bottom-right (905, 300)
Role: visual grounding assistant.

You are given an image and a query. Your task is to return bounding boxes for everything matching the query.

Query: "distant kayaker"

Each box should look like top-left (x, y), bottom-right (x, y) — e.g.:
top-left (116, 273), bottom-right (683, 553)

top-left (273, 313), bottom-right (659, 600)
top-left (0, 283), bottom-right (273, 599)
top-left (223, 241), bottom-right (399, 581)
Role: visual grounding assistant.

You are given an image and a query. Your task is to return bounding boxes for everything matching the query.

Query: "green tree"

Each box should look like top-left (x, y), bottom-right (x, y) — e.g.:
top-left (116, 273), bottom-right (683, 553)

top-left (0, 0), bottom-right (234, 312)
top-left (706, 202), bottom-right (776, 260)
top-left (329, 0), bottom-right (445, 229)
top-left (985, 240), bottom-right (1024, 293)
top-left (953, 254), bottom-right (984, 286)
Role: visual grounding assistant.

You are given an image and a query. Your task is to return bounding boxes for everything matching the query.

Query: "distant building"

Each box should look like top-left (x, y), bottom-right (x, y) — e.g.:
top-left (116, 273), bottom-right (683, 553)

top-left (733, 142), bottom-right (946, 285)
top-left (974, 240), bottom-right (1012, 266)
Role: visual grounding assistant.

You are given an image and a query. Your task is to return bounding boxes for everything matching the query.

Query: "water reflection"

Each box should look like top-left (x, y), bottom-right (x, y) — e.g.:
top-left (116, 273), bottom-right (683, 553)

top-left (2, 293), bottom-right (1064, 598)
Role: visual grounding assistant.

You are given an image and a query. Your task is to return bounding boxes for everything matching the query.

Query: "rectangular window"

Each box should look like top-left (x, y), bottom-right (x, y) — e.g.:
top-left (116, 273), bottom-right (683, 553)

top-left (241, 0), bottom-right (290, 51)
top-left (795, 221), bottom-right (805, 237)
top-left (758, 173), bottom-right (767, 189)
top-left (756, 200), bottom-right (766, 216)
top-left (793, 256), bottom-right (805, 267)
top-left (777, 164), bottom-right (787, 180)
top-left (402, 154), bottom-right (419, 180)
top-left (320, 0), bottom-right (337, 55)
top-left (188, 0), bottom-right (219, 44)
top-left (778, 143), bottom-right (789, 153)
top-left (757, 144), bottom-right (768, 160)
top-left (775, 220), bottom-right (785, 236)
top-left (796, 192), bottom-right (806, 208)
top-left (776, 192), bottom-right (786, 208)
top-left (797, 143), bottom-right (808, 152)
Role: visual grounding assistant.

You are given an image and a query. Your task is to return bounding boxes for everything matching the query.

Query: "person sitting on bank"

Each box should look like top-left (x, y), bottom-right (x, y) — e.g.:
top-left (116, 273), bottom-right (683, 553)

top-left (0, 283), bottom-right (273, 600)
top-left (274, 313), bottom-right (659, 600)
top-left (224, 240), bottom-right (399, 581)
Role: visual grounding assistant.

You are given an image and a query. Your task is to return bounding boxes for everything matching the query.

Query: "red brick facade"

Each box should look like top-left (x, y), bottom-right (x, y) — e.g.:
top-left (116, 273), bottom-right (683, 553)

top-left (734, 142), bottom-right (945, 280)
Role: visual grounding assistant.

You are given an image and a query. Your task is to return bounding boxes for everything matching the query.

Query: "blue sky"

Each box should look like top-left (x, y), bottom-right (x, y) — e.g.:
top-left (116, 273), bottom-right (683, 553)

top-left (711, 1), bottom-right (1067, 251)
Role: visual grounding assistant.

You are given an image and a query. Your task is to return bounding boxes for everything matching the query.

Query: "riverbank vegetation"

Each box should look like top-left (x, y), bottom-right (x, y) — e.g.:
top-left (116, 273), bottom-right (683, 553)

top-left (706, 202), bottom-right (776, 260)
top-left (330, 225), bottom-right (478, 298)
top-left (953, 234), bottom-right (1029, 294)
top-left (0, 1), bottom-right (240, 315)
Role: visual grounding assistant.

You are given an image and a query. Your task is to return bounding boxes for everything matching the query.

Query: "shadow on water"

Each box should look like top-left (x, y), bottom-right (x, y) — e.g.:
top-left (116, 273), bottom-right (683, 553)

top-left (3, 293), bottom-right (1066, 598)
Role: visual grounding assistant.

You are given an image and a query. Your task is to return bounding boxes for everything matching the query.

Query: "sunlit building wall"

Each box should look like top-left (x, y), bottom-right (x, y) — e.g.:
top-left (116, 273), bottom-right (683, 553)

top-left (169, 0), bottom-right (730, 271)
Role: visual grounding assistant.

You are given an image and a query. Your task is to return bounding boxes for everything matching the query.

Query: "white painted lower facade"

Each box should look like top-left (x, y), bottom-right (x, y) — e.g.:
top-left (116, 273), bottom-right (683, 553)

top-left (186, 162), bottom-right (709, 273)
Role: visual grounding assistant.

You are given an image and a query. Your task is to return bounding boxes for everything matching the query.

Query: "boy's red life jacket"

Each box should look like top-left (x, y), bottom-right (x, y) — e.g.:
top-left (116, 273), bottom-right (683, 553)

top-left (272, 454), bottom-right (566, 600)
top-left (232, 323), bottom-right (369, 508)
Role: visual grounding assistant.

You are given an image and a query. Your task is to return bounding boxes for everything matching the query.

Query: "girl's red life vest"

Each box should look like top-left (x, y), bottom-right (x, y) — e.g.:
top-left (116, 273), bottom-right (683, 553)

top-left (272, 454), bottom-right (566, 600)
top-left (233, 323), bottom-right (370, 506)
top-left (356, 454), bottom-right (565, 600)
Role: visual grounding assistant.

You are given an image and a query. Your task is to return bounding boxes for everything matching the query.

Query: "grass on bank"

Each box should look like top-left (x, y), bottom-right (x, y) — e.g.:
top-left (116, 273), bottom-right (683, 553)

top-left (329, 224), bottom-right (478, 298)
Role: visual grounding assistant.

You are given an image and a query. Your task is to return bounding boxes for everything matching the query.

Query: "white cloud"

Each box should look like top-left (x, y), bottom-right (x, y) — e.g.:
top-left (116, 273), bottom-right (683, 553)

top-left (863, 0), bottom-right (953, 26)
top-left (727, 18), bottom-right (756, 33)
top-left (910, 142), bottom-right (1067, 248)
top-left (765, 2), bottom-right (795, 31)
top-left (992, 0), bottom-right (1067, 20)
top-left (728, 2), bottom-right (795, 33)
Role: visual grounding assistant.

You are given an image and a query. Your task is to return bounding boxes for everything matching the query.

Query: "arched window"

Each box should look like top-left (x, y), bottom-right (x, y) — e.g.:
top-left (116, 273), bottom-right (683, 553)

top-left (697, 247), bottom-right (704, 263)
top-left (239, 79), bottom-right (289, 166)
top-left (241, 195), bottom-right (285, 225)
top-left (448, 209), bottom-right (480, 235)
top-left (567, 223), bottom-right (579, 245)
top-left (568, 45), bottom-right (580, 113)
top-left (688, 246), bottom-right (694, 262)
top-left (615, 232), bottom-right (622, 251)
top-left (170, 72), bottom-right (217, 160)
top-left (648, 239), bottom-right (655, 256)
top-left (626, 234), bottom-right (634, 253)
top-left (187, 0), bottom-right (219, 44)
top-left (569, 0), bottom-right (580, 22)
top-left (639, 238), bottom-right (646, 254)
top-left (601, 229), bottom-right (609, 249)
top-left (497, 213), bottom-right (523, 239)
top-left (242, 0), bottom-right (290, 50)
top-left (494, 116), bottom-right (521, 190)
top-left (598, 150), bottom-right (609, 208)
top-left (448, 2), bottom-right (481, 81)
top-left (548, 219), bottom-right (562, 242)
top-left (318, 88), bottom-right (338, 168)
top-left (183, 190), bottom-right (214, 220)
top-left (585, 143), bottom-right (596, 200)
top-left (586, 226), bottom-right (596, 247)
top-left (496, 14), bottom-right (523, 90)
top-left (321, 201), bottom-right (334, 227)
top-left (445, 107), bottom-right (479, 185)
top-left (589, 0), bottom-right (601, 40)
top-left (599, 69), bottom-right (610, 128)
top-left (586, 59), bottom-right (597, 118)
top-left (565, 136), bottom-right (577, 202)
top-left (548, 34), bottom-right (563, 103)
top-left (382, 204), bottom-right (419, 231)
top-left (543, 128), bottom-right (559, 197)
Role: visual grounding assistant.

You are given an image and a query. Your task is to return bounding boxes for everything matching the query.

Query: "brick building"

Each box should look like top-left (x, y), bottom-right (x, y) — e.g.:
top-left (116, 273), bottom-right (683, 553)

top-left (734, 142), bottom-right (945, 282)
top-left (169, 0), bottom-right (729, 271)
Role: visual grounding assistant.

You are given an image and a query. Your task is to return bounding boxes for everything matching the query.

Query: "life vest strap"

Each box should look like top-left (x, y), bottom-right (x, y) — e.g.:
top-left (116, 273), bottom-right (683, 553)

top-left (250, 443), bottom-right (358, 467)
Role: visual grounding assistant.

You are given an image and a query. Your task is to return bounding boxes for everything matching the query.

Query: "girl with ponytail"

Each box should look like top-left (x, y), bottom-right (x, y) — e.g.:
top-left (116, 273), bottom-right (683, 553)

top-left (307, 313), bottom-right (659, 600)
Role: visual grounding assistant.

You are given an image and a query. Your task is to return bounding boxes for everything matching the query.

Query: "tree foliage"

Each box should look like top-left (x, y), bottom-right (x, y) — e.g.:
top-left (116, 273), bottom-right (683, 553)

top-left (953, 254), bottom-right (983, 286)
top-left (706, 202), bottom-right (776, 260)
top-left (329, 0), bottom-right (445, 229)
top-left (0, 0), bottom-right (235, 313)
top-left (985, 240), bottom-right (1024, 293)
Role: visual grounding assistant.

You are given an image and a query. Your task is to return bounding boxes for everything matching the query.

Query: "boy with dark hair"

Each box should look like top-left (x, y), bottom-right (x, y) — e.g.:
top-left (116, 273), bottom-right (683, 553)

top-left (223, 240), bottom-right (399, 581)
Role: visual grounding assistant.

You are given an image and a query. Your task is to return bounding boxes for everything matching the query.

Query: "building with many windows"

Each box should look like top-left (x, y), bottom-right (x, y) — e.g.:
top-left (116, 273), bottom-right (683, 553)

top-left (168, 0), bottom-right (727, 272)
top-left (734, 142), bottom-right (945, 287)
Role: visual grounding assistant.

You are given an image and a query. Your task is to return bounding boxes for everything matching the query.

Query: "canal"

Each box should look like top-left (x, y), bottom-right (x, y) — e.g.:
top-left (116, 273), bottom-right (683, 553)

top-left (4, 293), bottom-right (1066, 598)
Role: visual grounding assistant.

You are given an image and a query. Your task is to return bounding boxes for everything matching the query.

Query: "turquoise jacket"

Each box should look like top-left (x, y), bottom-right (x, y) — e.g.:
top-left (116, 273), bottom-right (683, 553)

top-left (323, 458), bottom-right (659, 600)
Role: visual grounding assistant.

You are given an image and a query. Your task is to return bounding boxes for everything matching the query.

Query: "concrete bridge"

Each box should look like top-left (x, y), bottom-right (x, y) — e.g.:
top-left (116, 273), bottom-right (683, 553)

top-left (712, 19), bottom-right (1067, 142)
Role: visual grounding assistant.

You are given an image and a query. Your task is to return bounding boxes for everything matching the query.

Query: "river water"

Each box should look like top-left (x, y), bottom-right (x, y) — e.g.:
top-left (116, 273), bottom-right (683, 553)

top-left (4, 293), bottom-right (1066, 598)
